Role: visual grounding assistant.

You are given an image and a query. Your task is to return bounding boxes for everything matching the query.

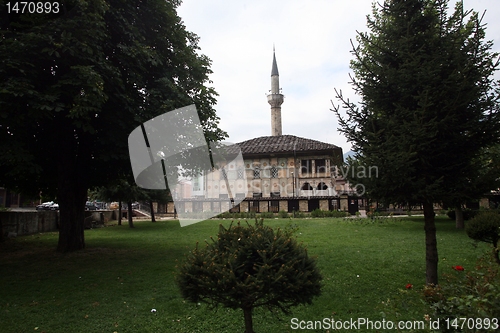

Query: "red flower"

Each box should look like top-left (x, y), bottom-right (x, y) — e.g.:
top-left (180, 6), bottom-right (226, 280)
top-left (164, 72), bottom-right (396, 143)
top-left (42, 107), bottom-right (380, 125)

top-left (452, 265), bottom-right (464, 271)
top-left (405, 283), bottom-right (413, 289)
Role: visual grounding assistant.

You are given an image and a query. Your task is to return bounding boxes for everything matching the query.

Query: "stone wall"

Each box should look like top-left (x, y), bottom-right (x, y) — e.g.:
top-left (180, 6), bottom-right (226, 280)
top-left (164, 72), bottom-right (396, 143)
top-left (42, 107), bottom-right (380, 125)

top-left (279, 200), bottom-right (288, 212)
top-left (259, 201), bottom-right (268, 213)
top-left (89, 211), bottom-right (114, 223)
top-left (319, 199), bottom-right (329, 211)
top-left (299, 200), bottom-right (308, 212)
top-left (0, 211), bottom-right (58, 237)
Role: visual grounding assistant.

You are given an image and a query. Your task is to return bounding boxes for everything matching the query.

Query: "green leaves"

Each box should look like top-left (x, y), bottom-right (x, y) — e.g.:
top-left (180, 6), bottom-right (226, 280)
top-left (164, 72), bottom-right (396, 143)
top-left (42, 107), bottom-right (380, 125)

top-left (176, 219), bottom-right (322, 317)
top-left (0, 0), bottom-right (224, 192)
top-left (1, 0), bottom-right (225, 251)
top-left (333, 0), bottom-right (500, 206)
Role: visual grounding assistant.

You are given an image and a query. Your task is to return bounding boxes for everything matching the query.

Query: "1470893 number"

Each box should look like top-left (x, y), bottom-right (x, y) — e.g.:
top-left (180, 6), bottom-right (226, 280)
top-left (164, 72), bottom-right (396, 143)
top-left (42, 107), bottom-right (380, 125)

top-left (6, 2), bottom-right (60, 14)
top-left (445, 318), bottom-right (499, 330)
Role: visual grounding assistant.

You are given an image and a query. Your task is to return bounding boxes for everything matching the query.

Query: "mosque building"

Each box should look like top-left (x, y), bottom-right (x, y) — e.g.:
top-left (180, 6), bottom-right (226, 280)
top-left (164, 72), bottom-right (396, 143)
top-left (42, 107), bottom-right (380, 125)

top-left (171, 49), bottom-right (364, 215)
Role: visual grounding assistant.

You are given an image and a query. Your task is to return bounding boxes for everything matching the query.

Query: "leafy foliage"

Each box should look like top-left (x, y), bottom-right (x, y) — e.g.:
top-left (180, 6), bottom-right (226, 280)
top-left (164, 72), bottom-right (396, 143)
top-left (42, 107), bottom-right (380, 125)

top-left (422, 254), bottom-right (500, 331)
top-left (176, 219), bottom-right (322, 332)
top-left (466, 211), bottom-right (500, 264)
top-left (310, 209), bottom-right (349, 218)
top-left (278, 210), bottom-right (289, 218)
top-left (0, 0), bottom-right (225, 251)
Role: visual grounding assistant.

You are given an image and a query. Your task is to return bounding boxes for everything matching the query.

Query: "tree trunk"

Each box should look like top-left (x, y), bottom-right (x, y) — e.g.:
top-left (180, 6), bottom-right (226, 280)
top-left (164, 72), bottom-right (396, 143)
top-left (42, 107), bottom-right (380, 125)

top-left (149, 201), bottom-right (156, 222)
top-left (118, 200), bottom-right (122, 226)
top-left (423, 202), bottom-right (438, 285)
top-left (242, 307), bottom-right (254, 333)
top-left (56, 153), bottom-right (87, 252)
top-left (127, 200), bottom-right (134, 228)
top-left (455, 206), bottom-right (464, 229)
top-left (53, 117), bottom-right (92, 252)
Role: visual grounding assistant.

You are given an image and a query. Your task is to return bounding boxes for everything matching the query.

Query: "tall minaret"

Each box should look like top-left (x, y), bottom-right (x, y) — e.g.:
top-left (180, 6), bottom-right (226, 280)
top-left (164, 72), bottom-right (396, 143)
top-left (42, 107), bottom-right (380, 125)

top-left (267, 47), bottom-right (284, 136)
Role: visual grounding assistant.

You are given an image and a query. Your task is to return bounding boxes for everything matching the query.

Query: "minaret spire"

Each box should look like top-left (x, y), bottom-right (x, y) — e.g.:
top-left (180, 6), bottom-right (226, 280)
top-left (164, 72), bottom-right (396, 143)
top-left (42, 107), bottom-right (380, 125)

top-left (271, 45), bottom-right (279, 77)
top-left (267, 46), bottom-right (284, 136)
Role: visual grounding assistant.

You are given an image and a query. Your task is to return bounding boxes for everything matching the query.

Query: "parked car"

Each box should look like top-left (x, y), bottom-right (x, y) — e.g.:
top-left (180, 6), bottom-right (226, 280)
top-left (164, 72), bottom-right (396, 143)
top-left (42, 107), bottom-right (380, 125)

top-left (85, 202), bottom-right (98, 211)
top-left (49, 203), bottom-right (59, 210)
top-left (36, 201), bottom-right (54, 210)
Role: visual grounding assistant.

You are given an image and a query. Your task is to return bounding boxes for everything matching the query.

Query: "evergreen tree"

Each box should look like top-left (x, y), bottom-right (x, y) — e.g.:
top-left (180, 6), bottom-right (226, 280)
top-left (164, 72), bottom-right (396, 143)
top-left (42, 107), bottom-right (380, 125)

top-left (332, 0), bottom-right (500, 285)
top-left (0, 0), bottom-right (225, 251)
top-left (177, 220), bottom-right (322, 333)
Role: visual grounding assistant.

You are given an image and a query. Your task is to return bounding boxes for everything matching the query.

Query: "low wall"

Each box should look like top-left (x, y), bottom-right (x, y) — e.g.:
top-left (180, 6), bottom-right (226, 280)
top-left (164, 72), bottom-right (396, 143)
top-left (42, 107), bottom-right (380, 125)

top-left (89, 210), bottom-right (114, 223)
top-left (0, 210), bottom-right (117, 237)
top-left (0, 211), bottom-right (59, 237)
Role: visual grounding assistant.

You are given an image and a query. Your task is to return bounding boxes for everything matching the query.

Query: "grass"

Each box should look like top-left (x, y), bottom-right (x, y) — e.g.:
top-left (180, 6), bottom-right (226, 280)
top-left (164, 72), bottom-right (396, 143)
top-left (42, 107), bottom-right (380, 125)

top-left (0, 216), bottom-right (490, 333)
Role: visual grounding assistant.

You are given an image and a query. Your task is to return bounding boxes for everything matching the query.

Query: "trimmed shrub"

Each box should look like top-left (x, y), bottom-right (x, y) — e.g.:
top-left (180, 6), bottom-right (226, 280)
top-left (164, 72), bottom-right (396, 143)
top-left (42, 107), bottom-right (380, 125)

top-left (176, 219), bottom-right (322, 333)
top-left (466, 211), bottom-right (500, 265)
top-left (310, 208), bottom-right (325, 218)
top-left (294, 211), bottom-right (306, 218)
top-left (278, 210), bottom-right (289, 218)
top-left (311, 209), bottom-right (349, 218)
top-left (259, 211), bottom-right (274, 219)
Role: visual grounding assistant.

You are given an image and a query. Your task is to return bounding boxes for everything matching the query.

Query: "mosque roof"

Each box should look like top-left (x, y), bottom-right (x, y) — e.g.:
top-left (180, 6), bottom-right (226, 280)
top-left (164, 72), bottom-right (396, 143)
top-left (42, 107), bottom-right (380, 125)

top-left (236, 134), bottom-right (342, 156)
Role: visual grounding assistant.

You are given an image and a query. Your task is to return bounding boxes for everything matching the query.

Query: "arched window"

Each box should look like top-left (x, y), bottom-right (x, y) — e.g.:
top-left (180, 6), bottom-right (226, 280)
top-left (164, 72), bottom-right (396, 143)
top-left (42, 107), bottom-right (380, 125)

top-left (317, 182), bottom-right (328, 190)
top-left (301, 182), bottom-right (313, 190)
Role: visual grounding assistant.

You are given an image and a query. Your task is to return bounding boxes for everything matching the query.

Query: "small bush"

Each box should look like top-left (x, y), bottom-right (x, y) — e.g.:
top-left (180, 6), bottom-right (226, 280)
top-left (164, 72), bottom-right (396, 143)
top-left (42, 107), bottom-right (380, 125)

top-left (176, 219), bottom-right (322, 333)
top-left (294, 211), bottom-right (306, 218)
top-left (278, 210), bottom-right (289, 218)
top-left (259, 211), bottom-right (274, 219)
top-left (310, 209), bottom-right (349, 218)
top-left (329, 210), bottom-right (350, 218)
top-left (466, 211), bottom-right (500, 264)
top-left (311, 208), bottom-right (325, 218)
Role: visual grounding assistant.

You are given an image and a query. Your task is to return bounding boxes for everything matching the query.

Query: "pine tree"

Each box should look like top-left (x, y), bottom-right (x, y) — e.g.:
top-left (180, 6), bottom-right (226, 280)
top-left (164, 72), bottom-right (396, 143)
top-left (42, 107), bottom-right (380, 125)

top-left (333, 0), bottom-right (500, 285)
top-left (176, 220), bottom-right (322, 333)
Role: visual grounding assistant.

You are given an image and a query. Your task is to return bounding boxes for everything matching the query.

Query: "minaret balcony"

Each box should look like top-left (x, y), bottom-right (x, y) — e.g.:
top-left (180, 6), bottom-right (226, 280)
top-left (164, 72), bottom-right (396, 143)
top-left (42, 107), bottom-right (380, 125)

top-left (267, 93), bottom-right (284, 107)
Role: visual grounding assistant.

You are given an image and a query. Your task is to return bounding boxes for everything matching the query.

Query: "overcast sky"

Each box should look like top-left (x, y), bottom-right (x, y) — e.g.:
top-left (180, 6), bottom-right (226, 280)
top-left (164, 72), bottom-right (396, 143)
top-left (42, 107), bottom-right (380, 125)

top-left (177, 0), bottom-right (500, 154)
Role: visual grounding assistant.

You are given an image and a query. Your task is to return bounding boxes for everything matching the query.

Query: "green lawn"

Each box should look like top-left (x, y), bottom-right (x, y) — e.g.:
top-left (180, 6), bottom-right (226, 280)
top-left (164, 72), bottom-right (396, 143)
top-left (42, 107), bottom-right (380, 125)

top-left (0, 216), bottom-right (490, 332)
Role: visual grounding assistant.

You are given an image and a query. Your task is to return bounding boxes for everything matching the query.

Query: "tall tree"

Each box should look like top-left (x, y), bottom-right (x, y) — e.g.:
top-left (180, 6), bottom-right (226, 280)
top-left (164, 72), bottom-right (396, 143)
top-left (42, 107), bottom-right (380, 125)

top-left (332, 0), bottom-right (500, 285)
top-left (0, 0), bottom-right (226, 251)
